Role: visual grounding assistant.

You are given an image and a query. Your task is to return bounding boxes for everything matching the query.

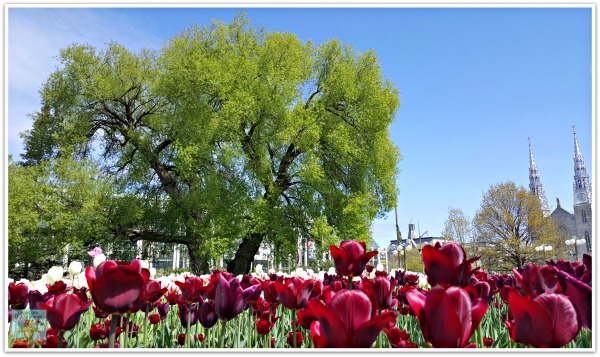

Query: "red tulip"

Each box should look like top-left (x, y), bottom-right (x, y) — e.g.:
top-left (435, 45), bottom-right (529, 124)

top-left (483, 337), bottom-right (494, 347)
top-left (384, 326), bottom-right (412, 348)
top-left (85, 260), bottom-right (147, 315)
top-left (361, 276), bottom-right (394, 314)
top-left (8, 282), bottom-right (29, 309)
top-left (198, 300), bottom-right (218, 329)
top-left (40, 293), bottom-right (93, 332)
top-left (139, 279), bottom-right (168, 311)
top-left (287, 331), bottom-right (304, 347)
top-left (215, 273), bottom-right (259, 322)
top-left (174, 276), bottom-right (205, 304)
top-left (90, 323), bottom-right (107, 340)
top-left (330, 240), bottom-right (378, 278)
top-left (557, 271), bottom-right (591, 330)
top-left (422, 242), bottom-right (479, 287)
top-left (512, 264), bottom-right (562, 298)
top-left (504, 291), bottom-right (580, 347)
top-left (148, 313), bottom-right (161, 325)
top-left (406, 286), bottom-right (488, 348)
top-left (274, 277), bottom-right (314, 310)
top-left (306, 289), bottom-right (397, 348)
top-left (177, 333), bottom-right (186, 346)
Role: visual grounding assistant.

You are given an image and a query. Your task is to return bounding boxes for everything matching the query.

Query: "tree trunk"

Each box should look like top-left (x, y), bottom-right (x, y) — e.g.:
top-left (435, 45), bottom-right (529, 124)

top-left (187, 243), bottom-right (210, 276)
top-left (227, 232), bottom-right (263, 275)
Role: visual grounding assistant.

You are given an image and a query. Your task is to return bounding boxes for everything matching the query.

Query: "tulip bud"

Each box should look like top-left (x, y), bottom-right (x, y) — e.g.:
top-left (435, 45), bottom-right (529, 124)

top-left (327, 267), bottom-right (336, 275)
top-left (46, 266), bottom-right (64, 285)
top-left (376, 263), bottom-right (384, 271)
top-left (93, 254), bottom-right (106, 268)
top-left (68, 261), bottom-right (82, 276)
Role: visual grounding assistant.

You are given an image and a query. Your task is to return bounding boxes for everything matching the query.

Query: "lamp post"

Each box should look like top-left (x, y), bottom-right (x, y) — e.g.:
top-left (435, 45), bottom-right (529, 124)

top-left (535, 244), bottom-right (553, 260)
top-left (390, 243), bottom-right (412, 272)
top-left (565, 237), bottom-right (586, 261)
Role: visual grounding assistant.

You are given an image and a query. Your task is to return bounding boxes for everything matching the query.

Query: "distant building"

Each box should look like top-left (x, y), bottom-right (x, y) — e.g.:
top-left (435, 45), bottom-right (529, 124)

top-left (387, 223), bottom-right (445, 255)
top-left (529, 128), bottom-right (592, 257)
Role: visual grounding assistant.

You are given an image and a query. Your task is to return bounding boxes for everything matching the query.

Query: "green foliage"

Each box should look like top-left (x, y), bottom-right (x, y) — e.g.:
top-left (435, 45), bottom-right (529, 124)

top-left (473, 181), bottom-right (562, 270)
top-left (19, 13), bottom-right (401, 273)
top-left (8, 157), bottom-right (114, 279)
top-left (440, 207), bottom-right (472, 244)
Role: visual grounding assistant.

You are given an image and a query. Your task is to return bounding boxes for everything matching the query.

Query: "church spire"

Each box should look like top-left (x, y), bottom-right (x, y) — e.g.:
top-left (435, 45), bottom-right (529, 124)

top-left (528, 138), bottom-right (551, 216)
top-left (572, 126), bottom-right (591, 205)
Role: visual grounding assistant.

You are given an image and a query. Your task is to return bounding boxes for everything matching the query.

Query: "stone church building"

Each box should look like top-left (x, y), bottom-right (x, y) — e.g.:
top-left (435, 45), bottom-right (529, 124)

top-left (528, 129), bottom-right (592, 257)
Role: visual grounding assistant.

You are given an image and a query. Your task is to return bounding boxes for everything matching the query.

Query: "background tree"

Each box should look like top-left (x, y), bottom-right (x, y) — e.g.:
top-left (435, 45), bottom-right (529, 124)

top-left (20, 14), bottom-right (400, 275)
top-left (440, 207), bottom-right (472, 244)
top-left (8, 157), bottom-right (114, 279)
top-left (472, 181), bottom-right (562, 272)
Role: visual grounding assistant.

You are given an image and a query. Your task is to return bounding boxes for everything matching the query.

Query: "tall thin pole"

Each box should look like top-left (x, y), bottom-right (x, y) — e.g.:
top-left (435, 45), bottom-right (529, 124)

top-left (395, 205), bottom-right (405, 271)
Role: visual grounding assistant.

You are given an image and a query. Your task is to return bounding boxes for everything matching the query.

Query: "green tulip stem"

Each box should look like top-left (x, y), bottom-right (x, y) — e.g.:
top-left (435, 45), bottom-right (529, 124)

top-left (186, 304), bottom-right (192, 349)
top-left (377, 309), bottom-right (382, 348)
top-left (219, 320), bottom-right (226, 348)
top-left (124, 314), bottom-right (130, 348)
top-left (57, 331), bottom-right (64, 348)
top-left (144, 305), bottom-right (149, 347)
top-left (108, 315), bottom-right (118, 348)
top-left (348, 277), bottom-right (353, 291)
top-left (248, 307), bottom-right (253, 348)
top-left (293, 309), bottom-right (298, 348)
top-left (265, 333), bottom-right (269, 348)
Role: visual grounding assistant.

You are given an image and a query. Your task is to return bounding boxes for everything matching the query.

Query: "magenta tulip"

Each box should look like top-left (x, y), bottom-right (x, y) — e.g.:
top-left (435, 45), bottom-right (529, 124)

top-left (306, 289), bottom-right (397, 348)
top-left (85, 260), bottom-right (147, 315)
top-left (505, 291), bottom-right (580, 347)
top-left (406, 286), bottom-right (488, 348)
top-left (422, 242), bottom-right (480, 287)
top-left (274, 277), bottom-right (314, 310)
top-left (40, 293), bottom-right (93, 332)
top-left (215, 273), bottom-right (259, 322)
top-left (330, 240), bottom-right (378, 278)
top-left (8, 282), bottom-right (29, 309)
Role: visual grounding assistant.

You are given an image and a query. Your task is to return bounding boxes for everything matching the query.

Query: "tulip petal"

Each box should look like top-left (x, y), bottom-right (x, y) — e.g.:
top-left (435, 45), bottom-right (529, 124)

top-left (328, 290), bottom-right (372, 333)
top-left (352, 311), bottom-right (397, 348)
top-left (422, 245), bottom-right (455, 286)
top-left (425, 287), bottom-right (465, 348)
top-left (307, 298), bottom-right (349, 347)
top-left (535, 293), bottom-right (580, 347)
top-left (507, 291), bottom-right (553, 347)
top-left (93, 266), bottom-right (144, 315)
top-left (558, 271), bottom-right (591, 330)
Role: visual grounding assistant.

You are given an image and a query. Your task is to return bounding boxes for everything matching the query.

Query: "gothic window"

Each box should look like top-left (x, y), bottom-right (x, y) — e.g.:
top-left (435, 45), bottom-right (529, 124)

top-left (585, 231), bottom-right (591, 252)
top-left (582, 210), bottom-right (587, 223)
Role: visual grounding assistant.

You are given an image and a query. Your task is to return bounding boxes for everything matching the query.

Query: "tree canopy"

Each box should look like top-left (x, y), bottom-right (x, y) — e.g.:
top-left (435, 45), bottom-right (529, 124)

top-left (472, 181), bottom-right (562, 271)
top-left (20, 14), bottom-right (401, 275)
top-left (8, 157), bottom-right (115, 279)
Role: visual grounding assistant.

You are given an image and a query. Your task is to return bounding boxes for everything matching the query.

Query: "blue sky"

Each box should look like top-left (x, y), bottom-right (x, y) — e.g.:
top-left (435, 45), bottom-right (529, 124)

top-left (6, 6), bottom-right (593, 249)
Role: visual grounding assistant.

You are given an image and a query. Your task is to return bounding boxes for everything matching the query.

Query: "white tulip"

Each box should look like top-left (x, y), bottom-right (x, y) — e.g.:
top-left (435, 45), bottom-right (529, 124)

top-left (149, 267), bottom-right (156, 278)
top-left (254, 264), bottom-right (263, 275)
top-left (72, 273), bottom-right (88, 289)
top-left (46, 266), bottom-right (64, 285)
top-left (327, 267), bottom-right (337, 275)
top-left (93, 253), bottom-right (106, 268)
top-left (418, 275), bottom-right (430, 290)
top-left (376, 263), bottom-right (384, 272)
top-left (68, 261), bottom-right (83, 276)
top-left (140, 260), bottom-right (150, 269)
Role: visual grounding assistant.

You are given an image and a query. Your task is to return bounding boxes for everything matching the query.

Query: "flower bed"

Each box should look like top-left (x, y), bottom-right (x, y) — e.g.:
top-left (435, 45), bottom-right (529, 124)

top-left (7, 241), bottom-right (592, 349)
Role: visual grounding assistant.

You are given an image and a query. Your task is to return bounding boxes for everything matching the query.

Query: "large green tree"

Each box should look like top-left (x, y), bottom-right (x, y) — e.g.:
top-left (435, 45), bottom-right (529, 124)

top-left (473, 181), bottom-right (562, 271)
top-left (8, 157), bottom-right (114, 279)
top-left (21, 14), bottom-right (400, 275)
